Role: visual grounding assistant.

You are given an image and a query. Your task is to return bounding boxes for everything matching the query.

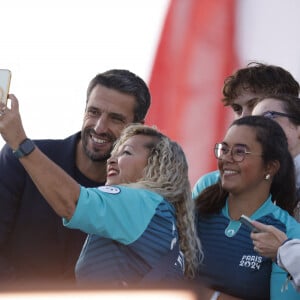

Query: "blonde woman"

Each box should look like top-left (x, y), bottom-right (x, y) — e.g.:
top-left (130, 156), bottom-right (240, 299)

top-left (0, 95), bottom-right (202, 286)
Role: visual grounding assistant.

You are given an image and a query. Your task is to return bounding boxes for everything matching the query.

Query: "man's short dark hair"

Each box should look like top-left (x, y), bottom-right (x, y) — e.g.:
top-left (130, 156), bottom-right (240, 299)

top-left (87, 69), bottom-right (151, 122)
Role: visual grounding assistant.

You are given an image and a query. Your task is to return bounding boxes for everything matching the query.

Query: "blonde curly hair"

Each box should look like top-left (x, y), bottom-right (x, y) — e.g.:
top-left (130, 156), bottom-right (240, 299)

top-left (112, 124), bottom-right (203, 279)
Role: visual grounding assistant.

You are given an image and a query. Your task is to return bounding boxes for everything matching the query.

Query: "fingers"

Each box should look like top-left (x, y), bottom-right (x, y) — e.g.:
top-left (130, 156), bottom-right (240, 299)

top-left (250, 224), bottom-right (286, 260)
top-left (0, 105), bottom-right (7, 116)
top-left (8, 93), bottom-right (17, 101)
top-left (8, 94), bottom-right (19, 111)
top-left (253, 239), bottom-right (260, 251)
top-left (251, 220), bottom-right (270, 231)
top-left (0, 94), bottom-right (20, 118)
top-left (0, 102), bottom-right (6, 112)
top-left (253, 240), bottom-right (263, 253)
top-left (252, 221), bottom-right (288, 244)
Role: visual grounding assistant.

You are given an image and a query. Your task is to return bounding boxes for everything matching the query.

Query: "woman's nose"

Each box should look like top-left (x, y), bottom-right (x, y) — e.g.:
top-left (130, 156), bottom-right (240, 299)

top-left (107, 154), bottom-right (117, 164)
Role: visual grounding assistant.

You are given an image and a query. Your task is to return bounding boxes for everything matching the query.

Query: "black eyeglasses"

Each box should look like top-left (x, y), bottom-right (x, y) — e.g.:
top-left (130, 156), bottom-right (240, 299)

top-left (262, 111), bottom-right (300, 122)
top-left (214, 143), bottom-right (262, 162)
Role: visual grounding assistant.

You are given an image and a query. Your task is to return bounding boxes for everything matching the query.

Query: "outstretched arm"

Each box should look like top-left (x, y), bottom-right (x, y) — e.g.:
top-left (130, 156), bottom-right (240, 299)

top-left (0, 94), bottom-right (79, 219)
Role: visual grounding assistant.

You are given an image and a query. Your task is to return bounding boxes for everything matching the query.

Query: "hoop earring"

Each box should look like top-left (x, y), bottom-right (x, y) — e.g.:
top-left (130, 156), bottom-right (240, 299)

top-left (264, 174), bottom-right (271, 180)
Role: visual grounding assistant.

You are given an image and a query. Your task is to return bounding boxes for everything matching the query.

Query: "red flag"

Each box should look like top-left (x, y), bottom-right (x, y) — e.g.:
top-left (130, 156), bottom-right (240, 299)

top-left (146, 0), bottom-right (238, 185)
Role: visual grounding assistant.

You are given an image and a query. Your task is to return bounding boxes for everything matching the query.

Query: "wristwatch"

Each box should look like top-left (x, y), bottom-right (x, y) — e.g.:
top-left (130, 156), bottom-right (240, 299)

top-left (13, 138), bottom-right (35, 158)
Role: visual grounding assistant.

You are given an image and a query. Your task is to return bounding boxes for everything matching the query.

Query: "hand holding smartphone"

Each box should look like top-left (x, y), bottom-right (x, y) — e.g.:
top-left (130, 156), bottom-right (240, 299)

top-left (239, 214), bottom-right (261, 233)
top-left (0, 69), bottom-right (12, 105)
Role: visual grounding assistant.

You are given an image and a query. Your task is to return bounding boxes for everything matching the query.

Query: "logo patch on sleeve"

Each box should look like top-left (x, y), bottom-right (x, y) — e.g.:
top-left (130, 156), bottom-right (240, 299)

top-left (97, 186), bottom-right (121, 194)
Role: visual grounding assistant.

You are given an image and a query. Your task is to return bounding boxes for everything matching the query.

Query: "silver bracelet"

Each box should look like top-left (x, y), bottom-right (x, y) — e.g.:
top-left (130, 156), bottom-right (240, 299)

top-left (210, 291), bottom-right (220, 300)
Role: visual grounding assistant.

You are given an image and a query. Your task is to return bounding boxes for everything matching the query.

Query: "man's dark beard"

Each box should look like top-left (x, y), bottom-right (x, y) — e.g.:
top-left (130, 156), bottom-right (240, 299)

top-left (82, 129), bottom-right (114, 162)
top-left (83, 144), bottom-right (112, 162)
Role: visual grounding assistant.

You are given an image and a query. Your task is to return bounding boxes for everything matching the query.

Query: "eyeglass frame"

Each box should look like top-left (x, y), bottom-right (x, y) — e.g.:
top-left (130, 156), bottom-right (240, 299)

top-left (214, 143), bottom-right (262, 163)
top-left (262, 110), bottom-right (300, 122)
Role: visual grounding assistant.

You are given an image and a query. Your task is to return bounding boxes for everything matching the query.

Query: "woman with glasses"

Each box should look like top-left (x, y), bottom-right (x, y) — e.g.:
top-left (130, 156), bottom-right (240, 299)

top-left (192, 63), bottom-right (300, 201)
top-left (252, 94), bottom-right (300, 221)
top-left (249, 95), bottom-right (300, 295)
top-left (195, 116), bottom-right (300, 300)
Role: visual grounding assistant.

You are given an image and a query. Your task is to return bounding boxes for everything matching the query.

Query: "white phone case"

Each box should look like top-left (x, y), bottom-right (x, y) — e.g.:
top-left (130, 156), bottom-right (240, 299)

top-left (0, 69), bottom-right (12, 105)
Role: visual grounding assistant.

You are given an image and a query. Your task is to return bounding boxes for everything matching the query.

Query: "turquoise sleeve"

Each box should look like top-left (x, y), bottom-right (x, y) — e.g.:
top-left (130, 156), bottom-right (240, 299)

top-left (192, 170), bottom-right (220, 199)
top-left (270, 263), bottom-right (300, 299)
top-left (63, 185), bottom-right (165, 245)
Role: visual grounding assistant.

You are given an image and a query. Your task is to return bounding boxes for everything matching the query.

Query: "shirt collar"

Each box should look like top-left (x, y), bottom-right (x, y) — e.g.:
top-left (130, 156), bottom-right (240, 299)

top-left (223, 194), bottom-right (275, 220)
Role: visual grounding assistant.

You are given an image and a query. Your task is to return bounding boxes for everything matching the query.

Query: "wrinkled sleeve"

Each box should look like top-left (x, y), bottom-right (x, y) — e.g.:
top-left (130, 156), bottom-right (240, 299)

top-left (277, 239), bottom-right (300, 289)
top-left (270, 222), bottom-right (300, 299)
top-left (63, 186), bottom-right (165, 245)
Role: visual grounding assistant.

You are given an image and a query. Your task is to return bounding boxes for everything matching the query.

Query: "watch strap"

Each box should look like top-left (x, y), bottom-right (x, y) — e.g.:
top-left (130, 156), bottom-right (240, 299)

top-left (13, 138), bottom-right (35, 158)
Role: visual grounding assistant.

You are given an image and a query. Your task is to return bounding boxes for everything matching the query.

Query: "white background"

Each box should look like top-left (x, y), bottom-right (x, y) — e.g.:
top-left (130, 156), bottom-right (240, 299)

top-left (1, 0), bottom-right (300, 152)
top-left (0, 0), bottom-right (169, 147)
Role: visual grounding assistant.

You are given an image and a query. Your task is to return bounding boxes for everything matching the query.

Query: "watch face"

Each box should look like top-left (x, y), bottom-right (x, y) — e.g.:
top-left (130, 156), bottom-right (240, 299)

top-left (21, 139), bottom-right (35, 153)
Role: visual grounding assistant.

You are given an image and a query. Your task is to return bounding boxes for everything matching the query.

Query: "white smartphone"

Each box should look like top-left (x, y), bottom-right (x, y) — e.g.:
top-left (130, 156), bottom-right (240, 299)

top-left (239, 214), bottom-right (260, 233)
top-left (0, 69), bottom-right (12, 105)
